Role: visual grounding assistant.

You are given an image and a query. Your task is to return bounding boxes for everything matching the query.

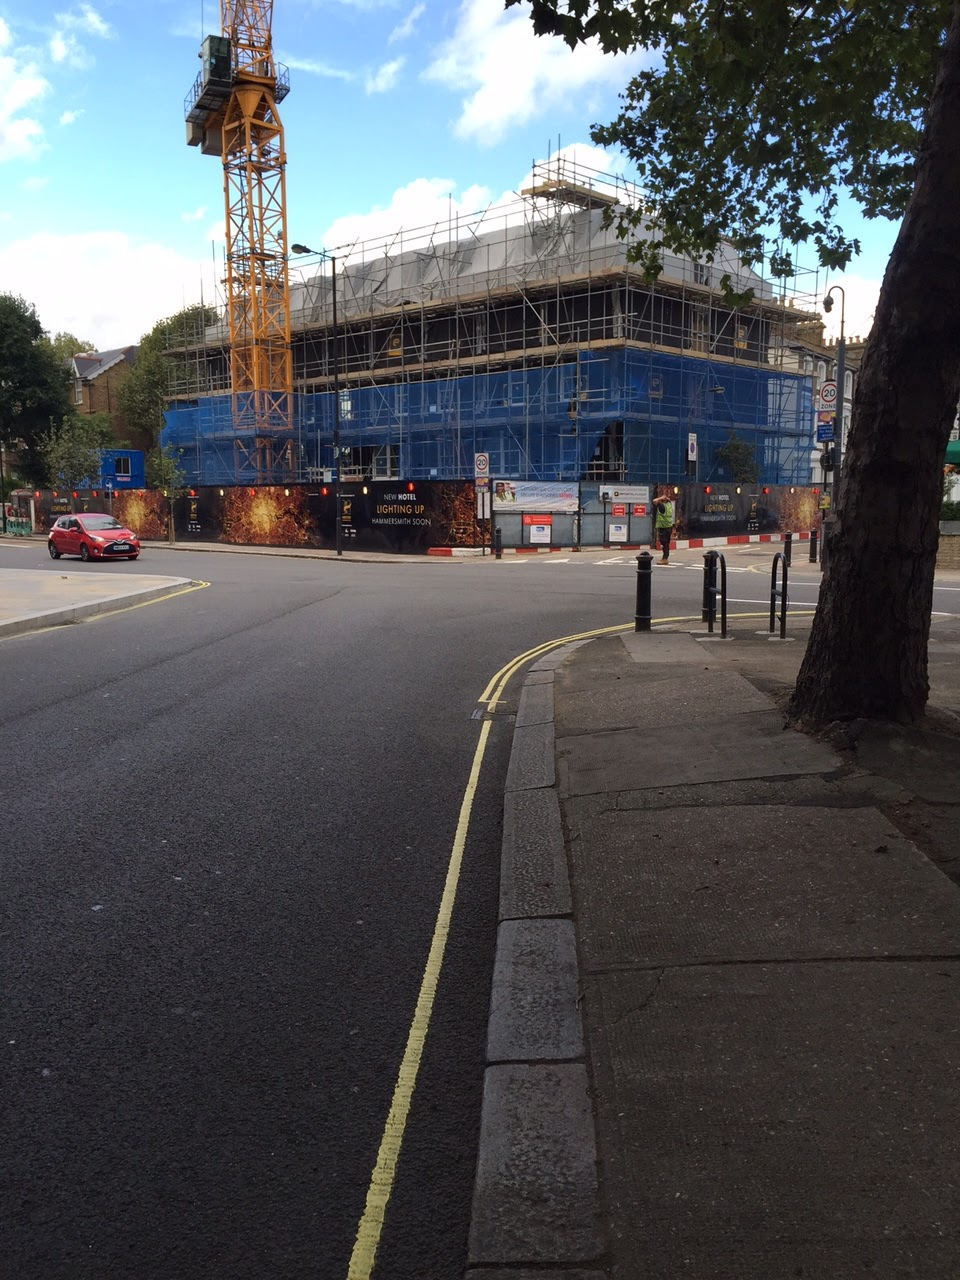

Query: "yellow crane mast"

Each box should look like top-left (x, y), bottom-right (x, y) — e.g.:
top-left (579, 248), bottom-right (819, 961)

top-left (184, 2), bottom-right (293, 482)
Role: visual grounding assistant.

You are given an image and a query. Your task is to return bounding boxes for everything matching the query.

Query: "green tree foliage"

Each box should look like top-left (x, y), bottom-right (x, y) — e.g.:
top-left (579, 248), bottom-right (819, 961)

top-left (41, 412), bottom-right (115, 497)
top-left (144, 444), bottom-right (187, 494)
top-left (513, 0), bottom-right (948, 292)
top-left (714, 432), bottom-right (759, 484)
top-left (46, 332), bottom-right (95, 361)
top-left (513, 0), bottom-right (960, 725)
top-left (0, 294), bottom-right (72, 485)
top-left (118, 303), bottom-right (219, 450)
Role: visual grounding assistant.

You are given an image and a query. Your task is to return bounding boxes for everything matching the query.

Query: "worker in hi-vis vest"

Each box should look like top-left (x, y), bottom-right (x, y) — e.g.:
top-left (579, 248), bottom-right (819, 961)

top-left (652, 490), bottom-right (675, 564)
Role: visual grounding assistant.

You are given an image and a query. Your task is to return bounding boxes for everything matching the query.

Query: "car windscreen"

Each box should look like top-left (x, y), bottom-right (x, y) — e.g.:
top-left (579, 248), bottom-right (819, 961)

top-left (81, 516), bottom-right (124, 530)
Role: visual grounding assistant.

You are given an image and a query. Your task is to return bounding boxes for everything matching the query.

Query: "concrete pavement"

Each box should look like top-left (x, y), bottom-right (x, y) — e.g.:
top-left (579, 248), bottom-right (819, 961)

top-left (469, 611), bottom-right (960, 1278)
top-left (0, 565), bottom-right (200, 639)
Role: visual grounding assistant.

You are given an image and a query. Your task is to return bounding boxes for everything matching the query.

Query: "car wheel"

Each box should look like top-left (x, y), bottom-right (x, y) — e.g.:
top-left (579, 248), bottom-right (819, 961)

top-left (48, 542), bottom-right (61, 559)
top-left (80, 544), bottom-right (91, 562)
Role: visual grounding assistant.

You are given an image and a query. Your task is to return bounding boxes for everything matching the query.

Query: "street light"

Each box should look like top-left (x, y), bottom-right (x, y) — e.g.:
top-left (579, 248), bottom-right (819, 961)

top-left (823, 286), bottom-right (846, 511)
top-left (292, 243), bottom-right (341, 557)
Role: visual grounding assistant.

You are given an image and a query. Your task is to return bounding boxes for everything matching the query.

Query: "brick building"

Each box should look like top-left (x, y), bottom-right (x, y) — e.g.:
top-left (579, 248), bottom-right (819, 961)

top-left (70, 347), bottom-right (144, 448)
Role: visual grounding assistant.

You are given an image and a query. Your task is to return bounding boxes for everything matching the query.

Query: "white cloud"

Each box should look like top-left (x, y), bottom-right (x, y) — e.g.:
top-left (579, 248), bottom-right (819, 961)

top-left (389, 3), bottom-right (425, 43)
top-left (22, 175), bottom-right (49, 190)
top-left (0, 46), bottom-right (49, 162)
top-left (55, 5), bottom-right (113, 39)
top-left (0, 231), bottom-right (222, 349)
top-left (50, 4), bottom-right (112, 68)
top-left (181, 206), bottom-right (208, 223)
top-left (49, 31), bottom-right (90, 68)
top-left (0, 17), bottom-right (11, 51)
top-left (424, 0), bottom-right (647, 145)
top-left (316, 142), bottom-right (619, 257)
top-left (59, 108), bottom-right (82, 125)
top-left (820, 273), bottom-right (881, 343)
top-left (282, 54), bottom-right (354, 82)
top-left (365, 57), bottom-right (404, 94)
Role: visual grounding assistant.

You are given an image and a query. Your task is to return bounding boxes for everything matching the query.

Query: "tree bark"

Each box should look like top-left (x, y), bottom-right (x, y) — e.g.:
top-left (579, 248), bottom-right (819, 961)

top-left (790, 3), bottom-right (960, 725)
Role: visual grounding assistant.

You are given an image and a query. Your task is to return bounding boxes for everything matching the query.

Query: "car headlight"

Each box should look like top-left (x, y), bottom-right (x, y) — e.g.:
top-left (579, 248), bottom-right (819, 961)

top-left (90, 535), bottom-right (105, 543)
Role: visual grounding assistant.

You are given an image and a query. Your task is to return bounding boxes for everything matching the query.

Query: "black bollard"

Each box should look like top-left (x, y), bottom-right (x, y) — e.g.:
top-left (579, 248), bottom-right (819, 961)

top-left (809, 528), bottom-right (819, 562)
top-left (494, 526), bottom-right (503, 560)
top-left (784, 531), bottom-right (793, 566)
top-left (635, 552), bottom-right (653, 632)
top-left (702, 550), bottom-right (718, 625)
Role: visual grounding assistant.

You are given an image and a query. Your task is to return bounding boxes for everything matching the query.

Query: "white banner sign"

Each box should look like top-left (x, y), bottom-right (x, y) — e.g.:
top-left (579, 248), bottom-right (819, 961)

top-left (493, 481), bottom-right (579, 512)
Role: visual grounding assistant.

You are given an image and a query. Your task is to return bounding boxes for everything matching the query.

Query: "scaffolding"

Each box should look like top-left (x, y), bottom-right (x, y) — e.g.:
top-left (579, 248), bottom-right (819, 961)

top-left (164, 155), bottom-right (826, 487)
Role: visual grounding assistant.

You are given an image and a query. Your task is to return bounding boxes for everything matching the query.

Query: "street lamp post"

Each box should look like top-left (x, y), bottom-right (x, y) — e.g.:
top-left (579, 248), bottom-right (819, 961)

top-left (292, 244), bottom-right (342, 556)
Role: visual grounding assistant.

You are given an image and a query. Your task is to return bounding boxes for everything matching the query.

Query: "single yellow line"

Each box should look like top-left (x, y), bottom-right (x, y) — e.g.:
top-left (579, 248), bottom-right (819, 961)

top-left (346, 718), bottom-right (492, 1280)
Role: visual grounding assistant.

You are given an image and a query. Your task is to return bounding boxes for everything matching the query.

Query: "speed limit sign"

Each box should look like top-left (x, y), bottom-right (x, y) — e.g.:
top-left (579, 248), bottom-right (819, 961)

top-left (474, 452), bottom-right (490, 478)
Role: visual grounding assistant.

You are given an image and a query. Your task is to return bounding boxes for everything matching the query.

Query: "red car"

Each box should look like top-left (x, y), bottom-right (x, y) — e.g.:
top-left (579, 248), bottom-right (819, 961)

top-left (48, 513), bottom-right (141, 562)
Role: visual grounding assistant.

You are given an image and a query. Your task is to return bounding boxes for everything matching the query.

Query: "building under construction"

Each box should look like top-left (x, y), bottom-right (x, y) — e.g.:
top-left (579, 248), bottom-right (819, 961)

top-left (163, 158), bottom-right (822, 488)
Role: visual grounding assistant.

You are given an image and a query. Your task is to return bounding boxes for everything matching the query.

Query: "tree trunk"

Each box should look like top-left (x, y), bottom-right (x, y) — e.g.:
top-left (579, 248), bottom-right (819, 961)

top-left (790, 3), bottom-right (960, 726)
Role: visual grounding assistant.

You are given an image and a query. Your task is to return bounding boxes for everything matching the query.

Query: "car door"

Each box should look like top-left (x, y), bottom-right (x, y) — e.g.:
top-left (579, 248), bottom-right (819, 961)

top-left (51, 517), bottom-right (70, 553)
top-left (64, 517), bottom-right (82, 556)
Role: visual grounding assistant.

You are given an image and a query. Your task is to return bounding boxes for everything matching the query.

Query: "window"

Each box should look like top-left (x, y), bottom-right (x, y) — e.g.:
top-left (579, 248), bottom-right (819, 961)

top-left (693, 261), bottom-right (710, 287)
top-left (74, 378), bottom-right (83, 405)
top-left (844, 371), bottom-right (854, 398)
top-left (114, 456), bottom-right (131, 477)
top-left (688, 304), bottom-right (709, 352)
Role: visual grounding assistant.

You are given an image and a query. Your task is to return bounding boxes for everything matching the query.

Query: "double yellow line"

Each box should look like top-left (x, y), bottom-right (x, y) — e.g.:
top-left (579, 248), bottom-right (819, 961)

top-left (347, 606), bottom-right (818, 1277)
top-left (346, 610), bottom-right (723, 1278)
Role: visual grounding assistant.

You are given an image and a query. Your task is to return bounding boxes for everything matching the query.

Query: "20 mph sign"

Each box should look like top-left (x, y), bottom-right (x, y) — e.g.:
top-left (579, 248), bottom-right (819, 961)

top-left (818, 380), bottom-right (838, 410)
top-left (474, 452), bottom-right (490, 478)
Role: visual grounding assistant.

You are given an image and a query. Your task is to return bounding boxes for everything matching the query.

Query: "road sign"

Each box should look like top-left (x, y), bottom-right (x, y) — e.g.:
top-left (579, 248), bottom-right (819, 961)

top-left (687, 433), bottom-right (698, 461)
top-left (474, 452), bottom-right (489, 478)
top-left (816, 420), bottom-right (835, 443)
top-left (818, 380), bottom-right (838, 410)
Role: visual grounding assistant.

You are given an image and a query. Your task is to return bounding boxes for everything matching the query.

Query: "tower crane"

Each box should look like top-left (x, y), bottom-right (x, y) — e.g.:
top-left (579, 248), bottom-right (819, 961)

top-left (184, 2), bottom-right (293, 482)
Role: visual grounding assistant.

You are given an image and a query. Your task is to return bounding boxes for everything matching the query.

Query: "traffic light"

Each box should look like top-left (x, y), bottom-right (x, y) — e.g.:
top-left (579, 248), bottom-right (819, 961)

top-left (821, 445), bottom-right (836, 471)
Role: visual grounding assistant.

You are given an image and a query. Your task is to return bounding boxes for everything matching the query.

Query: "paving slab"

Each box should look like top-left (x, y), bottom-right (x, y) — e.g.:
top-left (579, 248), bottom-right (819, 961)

top-left (468, 1063), bottom-right (603, 1266)
top-left (558, 710), bottom-right (839, 796)
top-left (500, 787), bottom-right (572, 919)
top-left (466, 1272), bottom-right (606, 1280)
top-left (568, 804), bottom-right (960, 970)
top-left (584, 961), bottom-right (960, 1279)
top-left (556, 667), bottom-right (772, 738)
top-left (486, 919), bottom-right (582, 1063)
top-left (620, 631), bottom-right (707, 664)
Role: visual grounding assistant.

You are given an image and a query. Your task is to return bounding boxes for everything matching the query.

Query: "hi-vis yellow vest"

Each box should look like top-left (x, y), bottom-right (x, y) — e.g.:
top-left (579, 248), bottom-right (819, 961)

top-left (655, 500), bottom-right (674, 530)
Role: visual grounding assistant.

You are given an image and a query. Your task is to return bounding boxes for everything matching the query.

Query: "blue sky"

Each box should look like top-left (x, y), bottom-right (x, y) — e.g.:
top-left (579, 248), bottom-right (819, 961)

top-left (1, 0), bottom-right (898, 349)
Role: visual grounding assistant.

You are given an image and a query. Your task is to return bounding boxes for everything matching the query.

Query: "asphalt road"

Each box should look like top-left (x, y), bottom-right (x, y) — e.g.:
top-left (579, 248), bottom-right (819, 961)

top-left (0, 543), bottom-right (647, 1280)
top-left (2, 540), bottom-right (957, 1280)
